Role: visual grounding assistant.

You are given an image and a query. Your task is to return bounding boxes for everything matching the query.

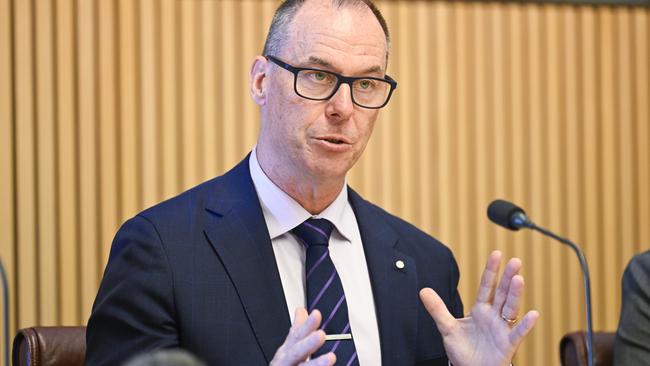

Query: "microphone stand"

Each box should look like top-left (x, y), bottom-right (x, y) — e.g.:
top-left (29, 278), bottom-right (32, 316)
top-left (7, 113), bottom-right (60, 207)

top-left (490, 200), bottom-right (594, 366)
top-left (526, 222), bottom-right (594, 366)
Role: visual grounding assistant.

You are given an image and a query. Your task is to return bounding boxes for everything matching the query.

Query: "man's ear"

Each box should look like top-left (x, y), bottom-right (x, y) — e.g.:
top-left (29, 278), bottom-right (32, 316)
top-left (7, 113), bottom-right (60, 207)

top-left (249, 56), bottom-right (269, 106)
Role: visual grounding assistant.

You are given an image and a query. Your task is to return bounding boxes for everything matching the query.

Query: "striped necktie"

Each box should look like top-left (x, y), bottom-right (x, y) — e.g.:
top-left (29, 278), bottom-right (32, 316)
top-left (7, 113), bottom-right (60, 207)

top-left (292, 218), bottom-right (359, 366)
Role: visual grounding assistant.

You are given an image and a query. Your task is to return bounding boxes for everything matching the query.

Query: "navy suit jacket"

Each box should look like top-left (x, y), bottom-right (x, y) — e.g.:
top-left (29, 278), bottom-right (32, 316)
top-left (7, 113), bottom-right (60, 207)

top-left (86, 155), bottom-right (463, 366)
top-left (614, 250), bottom-right (650, 365)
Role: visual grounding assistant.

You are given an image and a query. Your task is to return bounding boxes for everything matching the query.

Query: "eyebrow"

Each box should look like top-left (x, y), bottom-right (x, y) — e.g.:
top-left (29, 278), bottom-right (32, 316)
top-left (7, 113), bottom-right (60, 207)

top-left (306, 56), bottom-right (384, 75)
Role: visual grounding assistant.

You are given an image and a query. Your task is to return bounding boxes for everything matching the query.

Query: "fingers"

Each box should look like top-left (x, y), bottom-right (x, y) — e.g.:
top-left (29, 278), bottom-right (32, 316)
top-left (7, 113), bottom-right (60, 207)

top-left (302, 353), bottom-right (336, 366)
top-left (293, 308), bottom-right (308, 328)
top-left (290, 331), bottom-right (329, 364)
top-left (492, 257), bottom-right (522, 312)
top-left (271, 308), bottom-right (331, 366)
top-left (508, 310), bottom-right (539, 347)
top-left (500, 274), bottom-right (524, 321)
top-left (476, 251), bottom-right (503, 304)
top-left (287, 308), bottom-right (321, 345)
top-left (419, 288), bottom-right (456, 335)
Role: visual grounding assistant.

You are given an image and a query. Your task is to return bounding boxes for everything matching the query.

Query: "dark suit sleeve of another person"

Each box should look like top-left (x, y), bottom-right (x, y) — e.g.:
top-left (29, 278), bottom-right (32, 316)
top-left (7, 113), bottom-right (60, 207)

top-left (614, 250), bottom-right (650, 365)
top-left (86, 215), bottom-right (179, 366)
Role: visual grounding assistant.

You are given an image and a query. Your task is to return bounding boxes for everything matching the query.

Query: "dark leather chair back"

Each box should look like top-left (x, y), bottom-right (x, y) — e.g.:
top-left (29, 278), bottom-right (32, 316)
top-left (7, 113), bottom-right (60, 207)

top-left (560, 331), bottom-right (616, 366)
top-left (12, 326), bottom-right (86, 366)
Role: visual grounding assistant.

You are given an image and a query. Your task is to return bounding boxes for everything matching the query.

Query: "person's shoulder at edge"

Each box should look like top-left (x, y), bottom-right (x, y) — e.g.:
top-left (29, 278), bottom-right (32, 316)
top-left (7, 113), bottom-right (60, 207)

top-left (135, 157), bottom-right (251, 224)
top-left (619, 250), bottom-right (650, 304)
top-left (105, 159), bottom-right (252, 262)
top-left (619, 250), bottom-right (650, 300)
top-left (627, 250), bottom-right (650, 277)
top-left (614, 249), bottom-right (650, 365)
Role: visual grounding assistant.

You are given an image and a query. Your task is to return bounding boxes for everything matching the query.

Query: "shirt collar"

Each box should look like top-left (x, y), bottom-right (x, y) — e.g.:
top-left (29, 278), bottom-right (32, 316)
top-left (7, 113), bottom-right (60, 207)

top-left (249, 147), bottom-right (354, 242)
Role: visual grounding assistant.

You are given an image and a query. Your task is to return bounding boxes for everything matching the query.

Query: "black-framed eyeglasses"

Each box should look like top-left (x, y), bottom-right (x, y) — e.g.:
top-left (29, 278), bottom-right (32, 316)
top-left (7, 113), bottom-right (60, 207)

top-left (265, 55), bottom-right (397, 109)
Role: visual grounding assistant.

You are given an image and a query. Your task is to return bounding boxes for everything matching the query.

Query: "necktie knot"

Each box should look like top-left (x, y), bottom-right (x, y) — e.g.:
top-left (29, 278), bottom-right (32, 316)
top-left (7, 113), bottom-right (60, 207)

top-left (291, 218), bottom-right (335, 248)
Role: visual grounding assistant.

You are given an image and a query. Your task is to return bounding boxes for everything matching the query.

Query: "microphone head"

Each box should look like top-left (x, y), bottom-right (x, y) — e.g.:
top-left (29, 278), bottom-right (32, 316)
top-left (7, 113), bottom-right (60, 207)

top-left (487, 199), bottom-right (529, 231)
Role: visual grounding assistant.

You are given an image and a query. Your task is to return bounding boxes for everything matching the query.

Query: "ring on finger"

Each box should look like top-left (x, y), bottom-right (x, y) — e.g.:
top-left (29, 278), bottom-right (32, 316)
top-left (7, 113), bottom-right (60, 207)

top-left (501, 313), bottom-right (518, 326)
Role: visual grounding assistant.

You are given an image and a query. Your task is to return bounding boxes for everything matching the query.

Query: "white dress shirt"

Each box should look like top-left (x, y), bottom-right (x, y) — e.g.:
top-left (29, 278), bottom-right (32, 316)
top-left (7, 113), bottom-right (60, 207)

top-left (249, 147), bottom-right (382, 365)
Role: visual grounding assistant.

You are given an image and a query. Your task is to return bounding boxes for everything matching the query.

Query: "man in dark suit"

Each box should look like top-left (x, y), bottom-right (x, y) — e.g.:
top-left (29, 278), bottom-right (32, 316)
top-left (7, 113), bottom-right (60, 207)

top-left (86, 0), bottom-right (538, 365)
top-left (614, 250), bottom-right (650, 365)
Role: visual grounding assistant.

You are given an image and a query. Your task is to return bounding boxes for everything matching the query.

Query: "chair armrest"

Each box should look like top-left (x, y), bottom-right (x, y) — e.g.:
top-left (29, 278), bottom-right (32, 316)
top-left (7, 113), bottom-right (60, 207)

top-left (560, 331), bottom-right (616, 366)
top-left (12, 326), bottom-right (86, 366)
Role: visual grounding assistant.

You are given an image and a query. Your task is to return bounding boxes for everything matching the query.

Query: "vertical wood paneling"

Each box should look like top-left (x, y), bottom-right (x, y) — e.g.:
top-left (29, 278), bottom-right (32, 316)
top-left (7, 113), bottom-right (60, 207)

top-left (55, 0), bottom-right (80, 325)
top-left (118, 0), bottom-right (140, 219)
top-left (220, 1), bottom-right (238, 171)
top-left (487, 1), bottom-right (509, 271)
top-left (453, 1), bottom-right (473, 285)
top-left (615, 8), bottom-right (637, 271)
top-left (241, 0), bottom-right (261, 158)
top-left (525, 7), bottom-right (548, 364)
top-left (97, 0), bottom-right (119, 267)
top-left (397, 2), bottom-right (415, 224)
top-left (471, 1), bottom-right (490, 278)
top-left (14, 0), bottom-right (38, 328)
top-left (506, 8), bottom-right (532, 362)
top-left (432, 1), bottom-right (453, 246)
top-left (376, 1), bottom-right (397, 214)
top-left (544, 4), bottom-right (560, 342)
top-left (160, 0), bottom-right (181, 199)
top-left (140, 0), bottom-right (160, 208)
top-left (598, 8), bottom-right (619, 327)
top-left (415, 0), bottom-right (433, 234)
top-left (579, 5), bottom-right (602, 335)
top-left (634, 9), bottom-right (650, 254)
top-left (562, 6), bottom-right (584, 333)
top-left (180, 0), bottom-right (201, 187)
top-left (506, 3), bottom-right (527, 232)
top-left (201, 0), bottom-right (219, 179)
top-left (34, 0), bottom-right (58, 326)
top-left (77, 0), bottom-right (100, 320)
top-left (1, 1), bottom-right (649, 364)
top-left (0, 0), bottom-right (15, 360)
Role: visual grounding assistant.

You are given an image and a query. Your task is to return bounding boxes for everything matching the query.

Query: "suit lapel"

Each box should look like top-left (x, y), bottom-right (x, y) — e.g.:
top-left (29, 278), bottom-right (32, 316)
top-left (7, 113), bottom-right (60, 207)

top-left (203, 157), bottom-right (291, 363)
top-left (349, 188), bottom-right (419, 365)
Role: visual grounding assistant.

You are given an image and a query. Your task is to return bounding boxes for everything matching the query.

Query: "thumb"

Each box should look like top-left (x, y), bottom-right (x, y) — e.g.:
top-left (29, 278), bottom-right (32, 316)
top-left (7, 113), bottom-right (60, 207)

top-left (419, 288), bottom-right (455, 336)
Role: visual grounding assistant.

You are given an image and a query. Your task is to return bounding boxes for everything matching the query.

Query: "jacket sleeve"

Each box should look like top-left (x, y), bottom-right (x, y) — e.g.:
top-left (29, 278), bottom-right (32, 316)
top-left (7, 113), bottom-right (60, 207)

top-left (85, 215), bottom-right (179, 366)
top-left (614, 250), bottom-right (650, 365)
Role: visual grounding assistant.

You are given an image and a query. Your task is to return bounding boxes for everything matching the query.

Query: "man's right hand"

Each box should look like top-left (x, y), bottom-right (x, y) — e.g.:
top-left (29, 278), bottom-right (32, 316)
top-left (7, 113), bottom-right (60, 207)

top-left (270, 308), bottom-right (336, 366)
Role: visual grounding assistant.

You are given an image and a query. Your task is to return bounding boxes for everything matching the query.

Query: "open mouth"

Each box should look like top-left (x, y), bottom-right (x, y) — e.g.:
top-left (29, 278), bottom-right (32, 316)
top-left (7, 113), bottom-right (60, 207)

top-left (323, 138), bottom-right (345, 145)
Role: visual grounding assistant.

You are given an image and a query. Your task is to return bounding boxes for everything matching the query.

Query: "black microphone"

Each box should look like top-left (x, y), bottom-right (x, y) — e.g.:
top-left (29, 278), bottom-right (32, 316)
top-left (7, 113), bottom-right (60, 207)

top-left (486, 199), bottom-right (533, 231)
top-left (487, 199), bottom-right (594, 366)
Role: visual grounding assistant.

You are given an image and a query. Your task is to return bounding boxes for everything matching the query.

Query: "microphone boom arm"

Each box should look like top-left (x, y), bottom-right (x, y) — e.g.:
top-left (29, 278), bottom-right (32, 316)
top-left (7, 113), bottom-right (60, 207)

top-left (529, 222), bottom-right (594, 366)
top-left (486, 199), bottom-right (594, 366)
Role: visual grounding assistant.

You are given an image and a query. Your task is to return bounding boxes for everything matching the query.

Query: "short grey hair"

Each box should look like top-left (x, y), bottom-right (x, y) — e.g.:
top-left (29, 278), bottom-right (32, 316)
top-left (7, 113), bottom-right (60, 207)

top-left (262, 0), bottom-right (390, 59)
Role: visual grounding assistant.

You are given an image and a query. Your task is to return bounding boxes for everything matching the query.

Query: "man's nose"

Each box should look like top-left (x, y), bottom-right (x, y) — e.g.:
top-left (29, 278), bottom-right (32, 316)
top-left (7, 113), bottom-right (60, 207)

top-left (325, 83), bottom-right (354, 121)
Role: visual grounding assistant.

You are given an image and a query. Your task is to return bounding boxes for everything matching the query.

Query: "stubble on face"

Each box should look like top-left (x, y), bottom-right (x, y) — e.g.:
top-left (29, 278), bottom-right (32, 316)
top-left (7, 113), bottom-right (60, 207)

top-left (256, 0), bottom-right (388, 213)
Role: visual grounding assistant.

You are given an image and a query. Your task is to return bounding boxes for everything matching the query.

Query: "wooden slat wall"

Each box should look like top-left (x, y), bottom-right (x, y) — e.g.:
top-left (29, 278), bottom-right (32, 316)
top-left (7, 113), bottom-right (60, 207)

top-left (0, 0), bottom-right (15, 361)
top-left (1, 0), bottom-right (648, 364)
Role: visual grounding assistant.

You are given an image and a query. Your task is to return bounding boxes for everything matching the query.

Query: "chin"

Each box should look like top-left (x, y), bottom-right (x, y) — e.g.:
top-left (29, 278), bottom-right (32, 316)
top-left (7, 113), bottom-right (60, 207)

top-left (310, 160), bottom-right (353, 181)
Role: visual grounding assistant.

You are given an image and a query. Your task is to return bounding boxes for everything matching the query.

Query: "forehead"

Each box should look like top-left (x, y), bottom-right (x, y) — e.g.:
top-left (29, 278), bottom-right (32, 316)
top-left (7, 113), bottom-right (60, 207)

top-left (283, 1), bottom-right (388, 73)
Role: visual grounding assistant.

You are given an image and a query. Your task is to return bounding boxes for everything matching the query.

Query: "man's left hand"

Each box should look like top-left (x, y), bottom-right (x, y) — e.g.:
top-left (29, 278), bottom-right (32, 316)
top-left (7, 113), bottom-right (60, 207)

top-left (420, 250), bottom-right (539, 366)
